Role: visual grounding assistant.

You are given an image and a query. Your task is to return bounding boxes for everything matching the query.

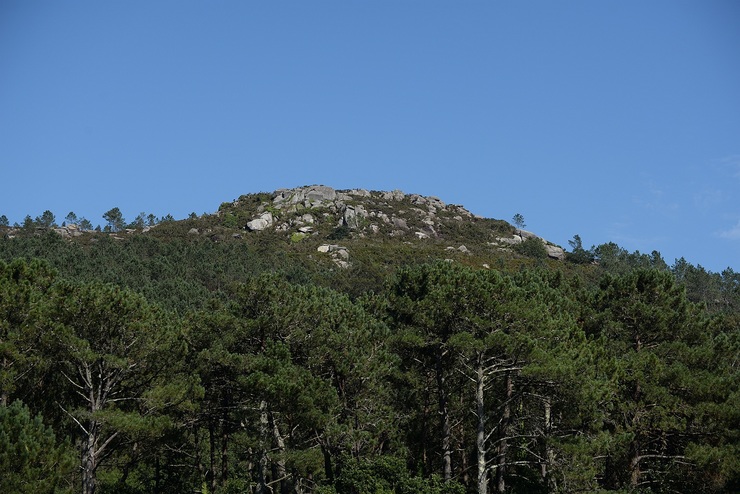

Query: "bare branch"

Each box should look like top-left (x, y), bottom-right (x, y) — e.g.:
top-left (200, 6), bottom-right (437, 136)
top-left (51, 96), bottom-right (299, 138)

top-left (58, 403), bottom-right (89, 436)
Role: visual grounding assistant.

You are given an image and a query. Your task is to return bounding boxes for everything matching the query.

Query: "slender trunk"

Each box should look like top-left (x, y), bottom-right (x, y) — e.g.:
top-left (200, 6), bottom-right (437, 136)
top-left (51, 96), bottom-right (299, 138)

top-left (209, 419), bottom-right (216, 493)
top-left (194, 425), bottom-right (206, 492)
top-left (496, 372), bottom-right (513, 494)
top-left (1, 357), bottom-right (8, 407)
top-left (255, 400), bottom-right (269, 494)
top-left (322, 445), bottom-right (334, 483)
top-left (154, 456), bottom-right (161, 494)
top-left (436, 350), bottom-right (452, 481)
top-left (476, 353), bottom-right (488, 494)
top-left (82, 421), bottom-right (98, 494)
top-left (422, 379), bottom-right (431, 475)
top-left (271, 413), bottom-right (289, 494)
top-left (629, 438), bottom-right (641, 488)
top-left (541, 395), bottom-right (557, 491)
top-left (221, 405), bottom-right (229, 485)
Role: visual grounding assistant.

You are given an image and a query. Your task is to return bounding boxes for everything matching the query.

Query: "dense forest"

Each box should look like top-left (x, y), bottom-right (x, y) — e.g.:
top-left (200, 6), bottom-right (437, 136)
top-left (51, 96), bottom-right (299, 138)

top-left (0, 190), bottom-right (738, 494)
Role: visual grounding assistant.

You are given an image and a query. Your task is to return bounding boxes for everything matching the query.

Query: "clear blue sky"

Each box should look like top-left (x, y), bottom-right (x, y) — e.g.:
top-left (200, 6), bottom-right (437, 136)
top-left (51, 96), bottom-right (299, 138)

top-left (2, 1), bottom-right (738, 272)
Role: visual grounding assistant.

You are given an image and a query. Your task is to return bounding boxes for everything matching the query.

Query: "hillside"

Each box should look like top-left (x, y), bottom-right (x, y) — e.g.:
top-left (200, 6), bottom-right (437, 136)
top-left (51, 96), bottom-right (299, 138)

top-left (207, 185), bottom-right (564, 261)
top-left (5, 185), bottom-right (564, 268)
top-left (0, 185), bottom-right (738, 494)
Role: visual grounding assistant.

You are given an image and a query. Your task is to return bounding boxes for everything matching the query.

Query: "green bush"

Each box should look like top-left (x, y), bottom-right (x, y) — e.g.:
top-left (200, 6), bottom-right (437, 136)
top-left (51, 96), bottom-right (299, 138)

top-left (0, 401), bottom-right (75, 493)
top-left (327, 455), bottom-right (465, 494)
top-left (514, 236), bottom-right (548, 259)
top-left (291, 232), bottom-right (307, 243)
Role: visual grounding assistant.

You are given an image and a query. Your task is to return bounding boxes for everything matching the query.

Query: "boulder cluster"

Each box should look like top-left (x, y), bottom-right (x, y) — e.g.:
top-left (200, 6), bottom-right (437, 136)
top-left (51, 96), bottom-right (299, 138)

top-left (243, 185), bottom-right (474, 235)
top-left (235, 185), bottom-right (565, 267)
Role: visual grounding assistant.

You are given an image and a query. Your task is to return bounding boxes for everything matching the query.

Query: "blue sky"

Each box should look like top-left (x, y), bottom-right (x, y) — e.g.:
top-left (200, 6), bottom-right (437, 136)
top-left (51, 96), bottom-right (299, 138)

top-left (1, 1), bottom-right (738, 272)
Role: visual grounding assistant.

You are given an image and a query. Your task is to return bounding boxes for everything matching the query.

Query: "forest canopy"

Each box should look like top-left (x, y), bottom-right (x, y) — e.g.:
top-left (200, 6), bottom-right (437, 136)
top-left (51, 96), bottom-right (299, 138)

top-left (0, 209), bottom-right (738, 494)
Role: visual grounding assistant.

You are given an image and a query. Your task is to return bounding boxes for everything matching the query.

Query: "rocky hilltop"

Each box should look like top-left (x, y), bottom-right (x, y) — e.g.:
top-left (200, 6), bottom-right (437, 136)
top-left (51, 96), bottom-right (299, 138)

top-left (214, 185), bottom-right (564, 268)
top-left (2, 185), bottom-right (566, 271)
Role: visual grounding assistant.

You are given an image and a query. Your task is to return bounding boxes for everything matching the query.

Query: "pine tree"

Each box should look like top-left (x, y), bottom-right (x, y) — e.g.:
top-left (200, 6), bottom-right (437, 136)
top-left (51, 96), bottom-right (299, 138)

top-left (45, 281), bottom-right (184, 494)
top-left (0, 401), bottom-right (75, 493)
top-left (586, 269), bottom-right (725, 491)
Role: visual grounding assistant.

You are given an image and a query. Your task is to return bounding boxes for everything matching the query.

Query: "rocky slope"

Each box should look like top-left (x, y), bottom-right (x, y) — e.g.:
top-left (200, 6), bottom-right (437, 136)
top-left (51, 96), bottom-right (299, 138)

top-left (2, 185), bottom-right (566, 271)
top-left (214, 185), bottom-right (565, 268)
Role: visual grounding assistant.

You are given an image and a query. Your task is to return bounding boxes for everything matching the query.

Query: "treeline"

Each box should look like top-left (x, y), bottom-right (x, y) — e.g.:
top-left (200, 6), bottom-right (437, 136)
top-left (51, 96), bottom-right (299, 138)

top-left (0, 230), bottom-right (738, 493)
top-left (0, 209), bottom-right (179, 233)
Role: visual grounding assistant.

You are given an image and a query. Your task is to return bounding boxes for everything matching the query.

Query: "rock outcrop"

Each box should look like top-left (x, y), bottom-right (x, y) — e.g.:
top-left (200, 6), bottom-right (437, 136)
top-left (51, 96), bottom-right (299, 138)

top-left (229, 185), bottom-right (565, 261)
top-left (493, 229), bottom-right (565, 260)
top-left (246, 212), bottom-right (274, 231)
top-left (318, 244), bottom-right (351, 268)
top-left (1, 184), bottom-right (568, 263)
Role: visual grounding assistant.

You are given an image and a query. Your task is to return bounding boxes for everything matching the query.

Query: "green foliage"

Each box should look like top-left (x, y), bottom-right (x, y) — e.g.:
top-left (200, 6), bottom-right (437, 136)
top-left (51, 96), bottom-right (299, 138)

top-left (102, 207), bottom-right (125, 232)
top-left (512, 212), bottom-right (526, 230)
top-left (328, 455), bottom-right (464, 494)
top-left (0, 215), bottom-right (9, 227)
top-left (566, 234), bottom-right (594, 264)
top-left (35, 210), bottom-right (56, 228)
top-left (514, 236), bottom-right (548, 259)
top-left (0, 401), bottom-right (75, 493)
top-left (0, 195), bottom-right (738, 493)
top-left (0, 258), bottom-right (57, 406)
top-left (78, 218), bottom-right (93, 231)
top-left (22, 215), bottom-right (34, 230)
top-left (128, 212), bottom-right (148, 229)
top-left (593, 242), bottom-right (668, 274)
top-left (328, 224), bottom-right (351, 240)
top-left (583, 269), bottom-right (734, 491)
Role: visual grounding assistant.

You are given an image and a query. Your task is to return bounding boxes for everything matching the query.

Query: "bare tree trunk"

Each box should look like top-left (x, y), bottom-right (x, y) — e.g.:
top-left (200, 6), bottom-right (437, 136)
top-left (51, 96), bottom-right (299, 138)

top-left (476, 353), bottom-right (488, 494)
top-left (436, 351), bottom-right (452, 482)
top-left (496, 372), bottom-right (513, 494)
top-left (255, 400), bottom-right (269, 494)
top-left (209, 420), bottom-right (216, 493)
top-left (271, 412), bottom-right (289, 494)
top-left (541, 395), bottom-right (557, 491)
top-left (629, 440), bottom-right (641, 488)
top-left (81, 421), bottom-right (98, 494)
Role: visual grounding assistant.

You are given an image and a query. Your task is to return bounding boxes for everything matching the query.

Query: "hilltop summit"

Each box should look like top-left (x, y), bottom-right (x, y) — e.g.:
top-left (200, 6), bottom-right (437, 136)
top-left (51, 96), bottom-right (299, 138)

top-left (212, 185), bottom-right (565, 267)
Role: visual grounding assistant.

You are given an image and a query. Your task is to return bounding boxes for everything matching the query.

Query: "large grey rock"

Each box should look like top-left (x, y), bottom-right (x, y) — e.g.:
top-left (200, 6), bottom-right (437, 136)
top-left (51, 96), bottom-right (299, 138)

top-left (392, 217), bottom-right (408, 230)
top-left (343, 205), bottom-right (367, 229)
top-left (517, 229), bottom-right (539, 240)
top-left (53, 228), bottom-right (70, 238)
top-left (348, 189), bottom-right (371, 197)
top-left (318, 244), bottom-right (346, 253)
top-left (272, 185), bottom-right (336, 207)
top-left (382, 190), bottom-right (405, 201)
top-left (428, 196), bottom-right (446, 209)
top-left (546, 244), bottom-right (565, 261)
top-left (246, 212), bottom-right (274, 231)
top-left (305, 185), bottom-right (337, 204)
top-left (495, 236), bottom-right (522, 245)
